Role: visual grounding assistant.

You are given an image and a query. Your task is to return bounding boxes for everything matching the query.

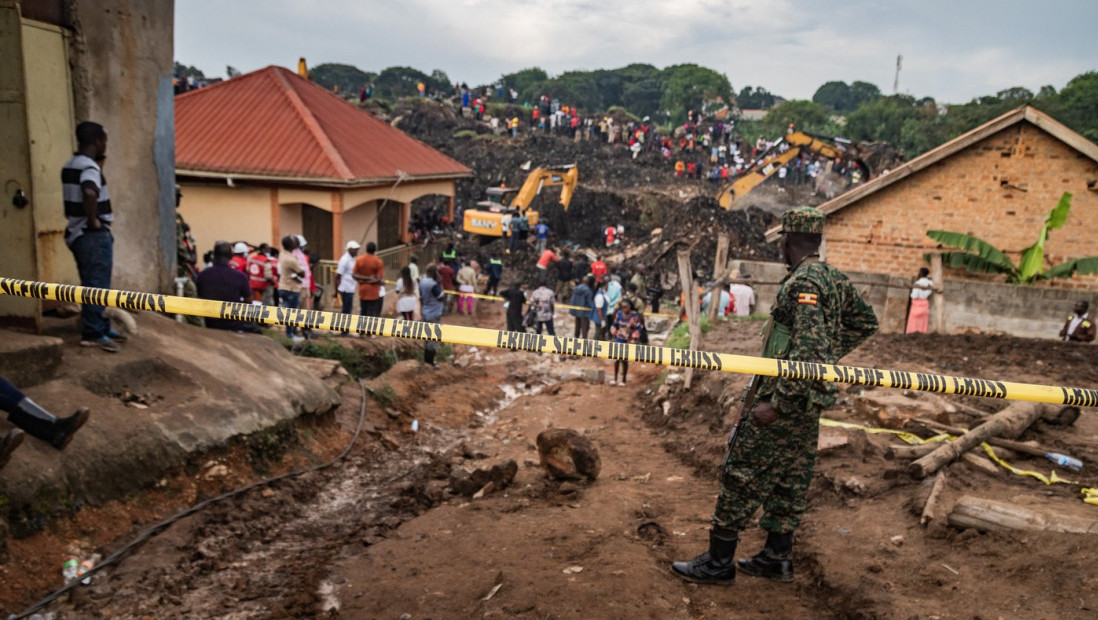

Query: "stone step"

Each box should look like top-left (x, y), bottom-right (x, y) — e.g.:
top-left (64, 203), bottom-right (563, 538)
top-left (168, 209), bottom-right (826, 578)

top-left (0, 329), bottom-right (64, 388)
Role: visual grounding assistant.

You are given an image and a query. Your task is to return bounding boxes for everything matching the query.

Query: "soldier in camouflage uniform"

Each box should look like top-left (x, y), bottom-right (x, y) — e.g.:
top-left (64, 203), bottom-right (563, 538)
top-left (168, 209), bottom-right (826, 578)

top-left (672, 206), bottom-right (878, 585)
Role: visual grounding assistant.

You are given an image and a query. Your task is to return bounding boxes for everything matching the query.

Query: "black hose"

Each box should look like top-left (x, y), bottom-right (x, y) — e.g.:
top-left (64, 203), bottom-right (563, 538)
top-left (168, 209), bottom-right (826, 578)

top-left (11, 380), bottom-right (369, 620)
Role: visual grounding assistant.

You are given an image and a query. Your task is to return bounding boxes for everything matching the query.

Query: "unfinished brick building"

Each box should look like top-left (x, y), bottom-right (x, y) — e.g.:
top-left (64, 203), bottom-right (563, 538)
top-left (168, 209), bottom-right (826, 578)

top-left (767, 105), bottom-right (1098, 290)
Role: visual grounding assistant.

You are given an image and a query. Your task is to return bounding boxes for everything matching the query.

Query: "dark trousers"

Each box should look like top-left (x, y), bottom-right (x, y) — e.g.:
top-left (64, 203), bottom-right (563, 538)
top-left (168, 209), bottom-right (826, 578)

top-left (0, 376), bottom-right (24, 413)
top-left (535, 320), bottom-right (555, 336)
top-left (422, 316), bottom-right (441, 364)
top-left (506, 313), bottom-right (524, 333)
top-left (486, 277), bottom-right (500, 296)
top-left (339, 291), bottom-right (355, 316)
top-left (573, 316), bottom-right (590, 339)
top-left (360, 298), bottom-right (383, 318)
top-left (279, 290), bottom-right (300, 337)
top-left (69, 230), bottom-right (113, 340)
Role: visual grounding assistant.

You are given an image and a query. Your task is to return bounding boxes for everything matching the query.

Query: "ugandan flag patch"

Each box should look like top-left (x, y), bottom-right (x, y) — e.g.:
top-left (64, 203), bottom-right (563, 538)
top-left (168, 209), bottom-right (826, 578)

top-left (797, 292), bottom-right (818, 306)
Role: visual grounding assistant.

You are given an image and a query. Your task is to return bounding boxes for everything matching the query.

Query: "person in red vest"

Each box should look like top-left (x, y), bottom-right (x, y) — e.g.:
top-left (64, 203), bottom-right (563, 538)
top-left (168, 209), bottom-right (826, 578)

top-left (590, 255), bottom-right (608, 280)
top-left (229, 242), bottom-right (249, 272)
top-left (246, 243), bottom-right (276, 304)
top-left (604, 225), bottom-right (618, 247)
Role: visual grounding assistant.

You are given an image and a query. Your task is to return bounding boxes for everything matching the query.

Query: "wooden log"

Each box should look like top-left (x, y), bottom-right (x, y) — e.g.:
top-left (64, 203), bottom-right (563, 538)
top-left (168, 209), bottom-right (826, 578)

top-left (888, 443), bottom-right (939, 460)
top-left (908, 401), bottom-right (1048, 478)
top-left (961, 453), bottom-right (1000, 476)
top-left (707, 233), bottom-right (730, 323)
top-left (930, 253), bottom-right (944, 333)
top-left (948, 495), bottom-right (1098, 534)
top-left (914, 418), bottom-right (1077, 461)
top-left (920, 471), bottom-right (946, 526)
top-left (676, 250), bottom-right (701, 390)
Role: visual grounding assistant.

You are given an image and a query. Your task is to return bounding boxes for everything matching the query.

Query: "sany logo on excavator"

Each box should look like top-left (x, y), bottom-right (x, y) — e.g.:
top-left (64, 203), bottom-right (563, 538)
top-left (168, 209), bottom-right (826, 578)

top-left (470, 218), bottom-right (496, 229)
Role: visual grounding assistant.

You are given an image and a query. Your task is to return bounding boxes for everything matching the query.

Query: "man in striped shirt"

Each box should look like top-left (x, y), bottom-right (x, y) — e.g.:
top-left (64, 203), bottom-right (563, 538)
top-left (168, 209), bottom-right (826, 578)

top-left (62, 121), bottom-right (122, 353)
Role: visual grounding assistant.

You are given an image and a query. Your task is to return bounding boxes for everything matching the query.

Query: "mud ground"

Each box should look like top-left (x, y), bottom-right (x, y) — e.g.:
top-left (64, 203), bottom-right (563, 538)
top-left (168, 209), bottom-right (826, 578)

top-left (5, 300), bottom-right (1096, 619)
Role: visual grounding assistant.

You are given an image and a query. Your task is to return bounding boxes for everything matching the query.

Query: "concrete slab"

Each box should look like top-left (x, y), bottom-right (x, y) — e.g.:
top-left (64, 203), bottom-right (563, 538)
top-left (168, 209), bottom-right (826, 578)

top-left (0, 312), bottom-right (341, 536)
top-left (0, 330), bottom-right (63, 388)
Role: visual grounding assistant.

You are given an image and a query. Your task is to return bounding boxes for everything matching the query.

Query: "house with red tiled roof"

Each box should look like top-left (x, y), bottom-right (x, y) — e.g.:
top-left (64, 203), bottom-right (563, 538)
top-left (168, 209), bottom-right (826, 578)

top-left (175, 65), bottom-right (472, 260)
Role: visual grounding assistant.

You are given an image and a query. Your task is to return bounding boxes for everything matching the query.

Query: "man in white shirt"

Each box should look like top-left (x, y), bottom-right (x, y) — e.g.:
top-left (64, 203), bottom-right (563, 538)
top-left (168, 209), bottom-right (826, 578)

top-left (333, 241), bottom-right (360, 323)
top-left (728, 271), bottom-right (756, 317)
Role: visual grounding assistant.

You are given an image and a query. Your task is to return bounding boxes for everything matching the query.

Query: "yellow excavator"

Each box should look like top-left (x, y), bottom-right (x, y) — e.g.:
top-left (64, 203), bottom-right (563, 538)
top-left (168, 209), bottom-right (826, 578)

top-left (717, 132), bottom-right (870, 210)
top-left (463, 164), bottom-right (579, 237)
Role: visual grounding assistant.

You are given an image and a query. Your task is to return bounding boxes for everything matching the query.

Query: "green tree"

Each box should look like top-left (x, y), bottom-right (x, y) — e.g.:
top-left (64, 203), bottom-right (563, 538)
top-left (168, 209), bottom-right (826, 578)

top-left (173, 61), bottom-right (205, 79)
top-left (848, 81), bottom-right (882, 109)
top-left (813, 81), bottom-right (852, 113)
top-left (927, 193), bottom-right (1098, 284)
top-left (660, 64), bottom-right (732, 124)
top-left (996, 86), bottom-right (1034, 101)
top-left (737, 85), bottom-right (777, 109)
top-left (311, 63), bottom-right (375, 96)
top-left (760, 100), bottom-right (838, 136)
top-left (1049, 71), bottom-right (1098, 141)
top-left (226, 65), bottom-right (240, 79)
top-left (846, 95), bottom-right (925, 149)
top-left (374, 66), bottom-right (436, 99)
top-left (500, 67), bottom-right (549, 101)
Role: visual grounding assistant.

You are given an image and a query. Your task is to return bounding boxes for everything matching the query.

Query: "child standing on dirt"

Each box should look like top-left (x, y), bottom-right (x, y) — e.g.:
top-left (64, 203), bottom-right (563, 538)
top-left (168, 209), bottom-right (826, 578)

top-left (608, 300), bottom-right (641, 385)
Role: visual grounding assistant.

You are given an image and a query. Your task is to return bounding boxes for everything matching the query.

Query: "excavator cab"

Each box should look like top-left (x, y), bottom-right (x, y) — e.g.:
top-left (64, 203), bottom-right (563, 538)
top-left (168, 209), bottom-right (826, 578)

top-left (463, 165), bottom-right (578, 237)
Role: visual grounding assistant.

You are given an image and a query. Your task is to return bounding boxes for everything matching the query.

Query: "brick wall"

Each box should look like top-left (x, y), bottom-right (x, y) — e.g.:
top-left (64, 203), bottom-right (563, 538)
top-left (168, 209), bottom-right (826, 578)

top-left (824, 121), bottom-right (1098, 290)
top-left (733, 259), bottom-right (1094, 340)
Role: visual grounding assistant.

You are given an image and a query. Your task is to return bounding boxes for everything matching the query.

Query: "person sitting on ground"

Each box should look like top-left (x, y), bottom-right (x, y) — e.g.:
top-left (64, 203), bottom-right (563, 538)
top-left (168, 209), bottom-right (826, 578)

top-left (0, 375), bottom-right (90, 470)
top-left (196, 241), bottom-right (261, 333)
top-left (609, 299), bottom-right (642, 386)
top-left (1060, 300), bottom-right (1096, 343)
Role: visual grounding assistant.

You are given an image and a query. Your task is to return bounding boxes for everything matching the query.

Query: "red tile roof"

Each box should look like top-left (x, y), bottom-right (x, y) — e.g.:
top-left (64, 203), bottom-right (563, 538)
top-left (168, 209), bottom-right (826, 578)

top-left (176, 66), bottom-right (471, 184)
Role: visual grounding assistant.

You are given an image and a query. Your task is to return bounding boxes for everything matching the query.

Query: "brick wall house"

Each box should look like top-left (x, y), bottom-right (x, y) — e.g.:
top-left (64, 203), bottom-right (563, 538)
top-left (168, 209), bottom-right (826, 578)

top-left (766, 106), bottom-right (1098, 290)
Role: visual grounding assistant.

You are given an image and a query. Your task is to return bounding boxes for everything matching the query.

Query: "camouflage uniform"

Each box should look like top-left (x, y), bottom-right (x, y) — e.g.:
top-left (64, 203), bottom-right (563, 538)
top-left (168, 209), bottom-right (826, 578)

top-left (176, 209), bottom-right (205, 327)
top-left (711, 209), bottom-right (877, 534)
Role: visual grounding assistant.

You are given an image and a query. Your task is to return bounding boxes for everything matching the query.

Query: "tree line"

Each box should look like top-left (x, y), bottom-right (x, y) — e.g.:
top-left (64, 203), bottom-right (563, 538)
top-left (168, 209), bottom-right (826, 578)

top-left (176, 59), bottom-right (1098, 160)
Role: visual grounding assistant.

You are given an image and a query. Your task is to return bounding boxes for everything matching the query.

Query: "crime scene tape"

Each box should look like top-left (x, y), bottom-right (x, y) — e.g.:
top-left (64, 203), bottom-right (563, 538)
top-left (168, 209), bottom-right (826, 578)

top-left (3, 276), bottom-right (1098, 407)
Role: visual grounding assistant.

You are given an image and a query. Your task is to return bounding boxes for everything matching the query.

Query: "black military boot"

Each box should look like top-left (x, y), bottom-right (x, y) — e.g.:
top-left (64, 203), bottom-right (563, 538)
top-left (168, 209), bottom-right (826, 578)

top-left (670, 529), bottom-right (738, 585)
top-left (0, 429), bottom-right (25, 470)
top-left (737, 531), bottom-right (794, 582)
top-left (7, 399), bottom-right (90, 450)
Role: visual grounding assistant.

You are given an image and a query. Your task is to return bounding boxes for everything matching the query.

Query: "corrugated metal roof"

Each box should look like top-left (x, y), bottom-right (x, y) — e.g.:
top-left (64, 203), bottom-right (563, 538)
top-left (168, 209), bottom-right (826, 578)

top-left (176, 65), bottom-right (471, 183)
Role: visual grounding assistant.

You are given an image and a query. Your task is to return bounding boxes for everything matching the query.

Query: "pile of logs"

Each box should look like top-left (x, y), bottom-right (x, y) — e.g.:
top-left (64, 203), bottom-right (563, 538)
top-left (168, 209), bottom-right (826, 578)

top-left (885, 401), bottom-right (1090, 533)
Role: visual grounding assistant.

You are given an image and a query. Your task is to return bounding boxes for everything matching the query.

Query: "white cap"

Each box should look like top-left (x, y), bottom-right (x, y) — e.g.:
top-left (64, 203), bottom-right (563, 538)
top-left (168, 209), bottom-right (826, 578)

top-left (296, 235), bottom-right (307, 248)
top-left (233, 242), bottom-right (248, 254)
top-left (346, 240), bottom-right (361, 250)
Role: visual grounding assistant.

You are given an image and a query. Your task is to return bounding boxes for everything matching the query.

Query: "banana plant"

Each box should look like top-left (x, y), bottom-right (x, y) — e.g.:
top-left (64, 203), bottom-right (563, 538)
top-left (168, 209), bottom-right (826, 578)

top-left (926, 192), bottom-right (1098, 284)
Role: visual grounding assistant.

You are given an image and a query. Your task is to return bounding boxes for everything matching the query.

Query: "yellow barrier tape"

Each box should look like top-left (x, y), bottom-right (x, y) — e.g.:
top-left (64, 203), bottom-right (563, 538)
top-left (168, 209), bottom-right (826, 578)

top-left (818, 418), bottom-right (937, 445)
top-left (979, 443), bottom-right (1076, 486)
top-left (1083, 488), bottom-right (1098, 506)
top-left (3, 277), bottom-right (1098, 406)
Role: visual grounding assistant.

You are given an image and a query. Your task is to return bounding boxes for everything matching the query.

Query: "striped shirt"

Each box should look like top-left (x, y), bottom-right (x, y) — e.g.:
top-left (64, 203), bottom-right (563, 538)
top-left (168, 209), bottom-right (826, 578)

top-left (62, 153), bottom-right (112, 245)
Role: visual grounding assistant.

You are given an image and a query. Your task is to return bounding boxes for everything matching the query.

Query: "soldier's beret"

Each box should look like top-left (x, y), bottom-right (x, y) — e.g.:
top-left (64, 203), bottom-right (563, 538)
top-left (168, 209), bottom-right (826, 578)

top-left (780, 206), bottom-right (825, 234)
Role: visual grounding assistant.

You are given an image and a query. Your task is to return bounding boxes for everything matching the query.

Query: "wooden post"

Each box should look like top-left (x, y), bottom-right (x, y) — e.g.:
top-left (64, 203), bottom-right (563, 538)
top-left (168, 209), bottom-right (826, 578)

top-left (930, 253), bottom-right (944, 333)
top-left (948, 495), bottom-right (1098, 534)
top-left (708, 233), bottom-right (730, 323)
top-left (677, 249), bottom-right (701, 390)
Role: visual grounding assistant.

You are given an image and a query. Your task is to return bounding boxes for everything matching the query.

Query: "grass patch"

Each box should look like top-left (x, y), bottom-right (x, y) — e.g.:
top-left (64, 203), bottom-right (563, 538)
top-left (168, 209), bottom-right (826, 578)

top-left (665, 316), bottom-right (715, 349)
top-left (452, 129), bottom-right (478, 140)
top-left (267, 331), bottom-right (395, 379)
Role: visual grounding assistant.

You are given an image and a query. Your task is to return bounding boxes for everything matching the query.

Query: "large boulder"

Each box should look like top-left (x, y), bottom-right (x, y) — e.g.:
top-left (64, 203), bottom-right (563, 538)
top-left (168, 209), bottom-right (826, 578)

top-left (536, 429), bottom-right (600, 481)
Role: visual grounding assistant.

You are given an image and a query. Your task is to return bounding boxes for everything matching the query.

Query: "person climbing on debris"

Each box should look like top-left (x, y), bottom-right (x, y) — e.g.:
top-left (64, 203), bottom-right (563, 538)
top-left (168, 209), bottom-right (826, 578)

top-left (672, 206), bottom-right (878, 586)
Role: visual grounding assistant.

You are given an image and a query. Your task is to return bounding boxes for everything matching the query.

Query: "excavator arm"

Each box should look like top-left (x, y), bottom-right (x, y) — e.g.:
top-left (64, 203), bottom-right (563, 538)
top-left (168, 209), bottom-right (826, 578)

top-left (462, 164), bottom-right (579, 238)
top-left (717, 132), bottom-right (863, 210)
top-left (513, 165), bottom-right (579, 213)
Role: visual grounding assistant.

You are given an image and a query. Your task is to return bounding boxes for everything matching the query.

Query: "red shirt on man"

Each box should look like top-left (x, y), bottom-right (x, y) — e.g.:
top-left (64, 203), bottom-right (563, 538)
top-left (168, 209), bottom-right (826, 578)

top-left (590, 260), bottom-right (607, 280)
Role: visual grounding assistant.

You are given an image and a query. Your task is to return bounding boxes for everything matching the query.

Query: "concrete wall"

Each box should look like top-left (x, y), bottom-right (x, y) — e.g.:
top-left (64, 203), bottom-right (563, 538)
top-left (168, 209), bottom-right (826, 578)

top-left (732, 258), bottom-right (1088, 340)
top-left (825, 121), bottom-right (1098, 290)
top-left (69, 0), bottom-right (175, 292)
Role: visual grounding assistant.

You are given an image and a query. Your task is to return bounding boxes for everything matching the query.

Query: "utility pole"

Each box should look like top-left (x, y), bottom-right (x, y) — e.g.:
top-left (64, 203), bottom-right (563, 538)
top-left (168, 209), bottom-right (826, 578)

top-left (893, 54), bottom-right (903, 95)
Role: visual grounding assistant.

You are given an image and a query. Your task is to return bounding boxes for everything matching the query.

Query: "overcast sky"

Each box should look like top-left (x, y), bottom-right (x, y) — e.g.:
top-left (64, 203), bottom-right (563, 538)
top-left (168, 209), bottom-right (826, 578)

top-left (176, 1), bottom-right (1095, 104)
